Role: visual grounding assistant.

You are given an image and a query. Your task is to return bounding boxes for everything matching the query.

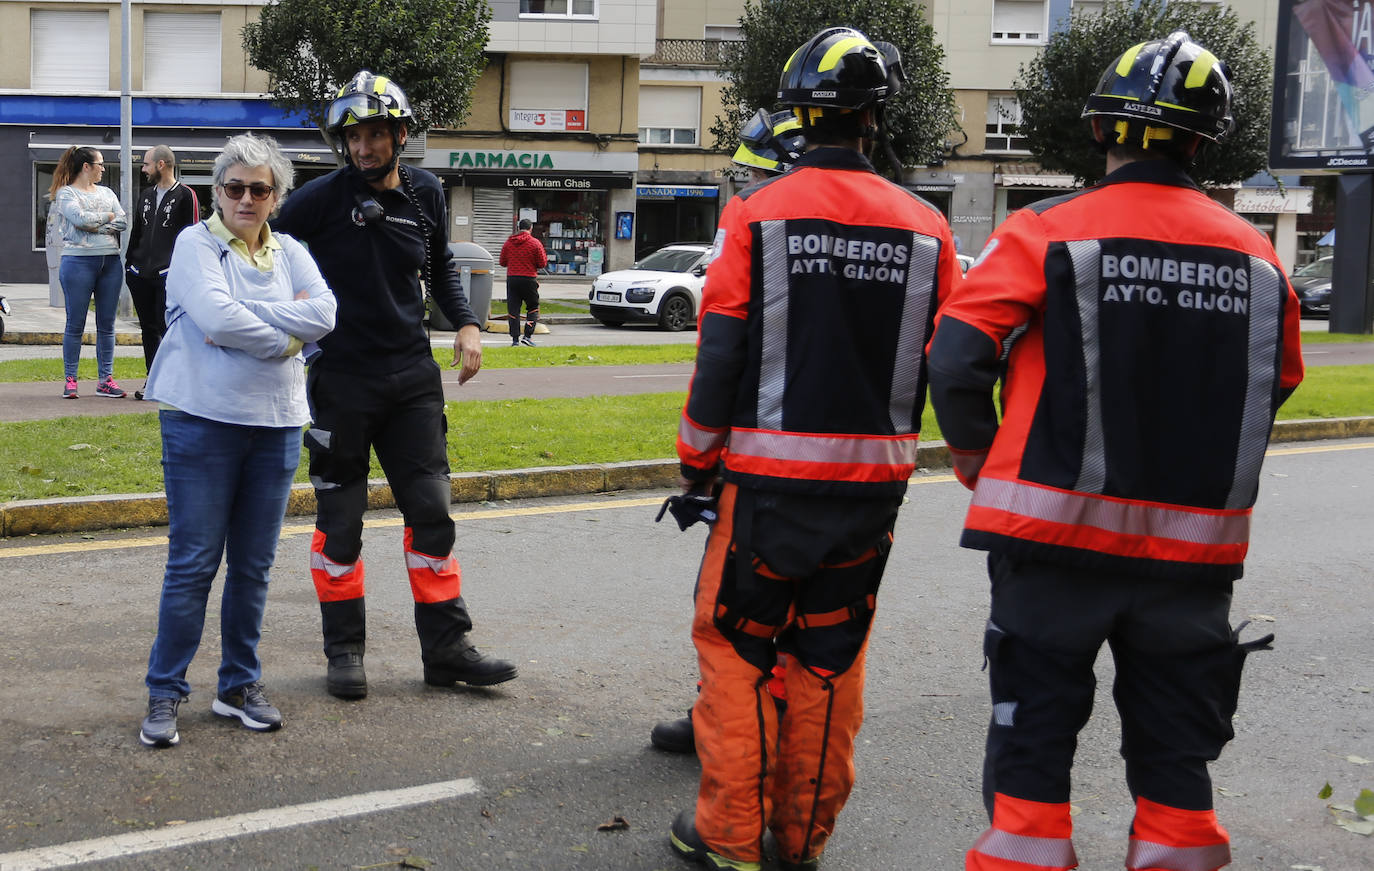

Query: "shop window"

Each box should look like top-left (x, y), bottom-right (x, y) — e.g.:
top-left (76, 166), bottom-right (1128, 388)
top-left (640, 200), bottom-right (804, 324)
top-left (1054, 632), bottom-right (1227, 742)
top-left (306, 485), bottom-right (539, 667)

top-left (144, 13), bottom-right (221, 94)
top-left (510, 61), bottom-right (589, 132)
top-left (986, 94), bottom-right (1030, 153)
top-left (518, 190), bottom-right (606, 275)
top-left (639, 86), bottom-right (701, 147)
top-left (992, 0), bottom-right (1046, 44)
top-left (32, 10), bottom-right (109, 91)
top-left (520, 0), bottom-right (597, 18)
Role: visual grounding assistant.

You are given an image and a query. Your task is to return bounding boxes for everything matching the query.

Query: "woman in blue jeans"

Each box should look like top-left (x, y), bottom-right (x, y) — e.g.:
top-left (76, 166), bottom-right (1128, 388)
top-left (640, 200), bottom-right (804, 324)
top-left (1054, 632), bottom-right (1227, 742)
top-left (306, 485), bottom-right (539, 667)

top-left (138, 133), bottom-right (335, 748)
top-left (50, 146), bottom-right (127, 398)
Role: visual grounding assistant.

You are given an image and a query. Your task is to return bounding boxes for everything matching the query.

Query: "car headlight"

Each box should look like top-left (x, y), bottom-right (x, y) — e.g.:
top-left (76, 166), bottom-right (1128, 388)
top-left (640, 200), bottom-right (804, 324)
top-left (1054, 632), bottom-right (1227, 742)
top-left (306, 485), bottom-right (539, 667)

top-left (626, 287), bottom-right (657, 303)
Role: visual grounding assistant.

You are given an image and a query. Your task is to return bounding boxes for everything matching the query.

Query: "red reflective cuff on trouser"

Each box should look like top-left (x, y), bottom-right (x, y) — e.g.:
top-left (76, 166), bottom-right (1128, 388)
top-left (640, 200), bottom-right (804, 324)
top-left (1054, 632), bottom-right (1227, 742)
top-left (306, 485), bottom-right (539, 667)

top-left (967, 793), bottom-right (1077, 870)
top-left (310, 529), bottom-right (365, 602)
top-left (403, 526), bottom-right (462, 604)
top-left (1126, 797), bottom-right (1230, 871)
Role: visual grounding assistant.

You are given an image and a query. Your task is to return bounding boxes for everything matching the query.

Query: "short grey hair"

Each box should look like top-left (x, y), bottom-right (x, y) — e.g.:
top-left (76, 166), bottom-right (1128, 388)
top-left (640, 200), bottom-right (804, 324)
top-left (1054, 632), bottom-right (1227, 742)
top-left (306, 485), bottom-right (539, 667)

top-left (211, 133), bottom-right (294, 216)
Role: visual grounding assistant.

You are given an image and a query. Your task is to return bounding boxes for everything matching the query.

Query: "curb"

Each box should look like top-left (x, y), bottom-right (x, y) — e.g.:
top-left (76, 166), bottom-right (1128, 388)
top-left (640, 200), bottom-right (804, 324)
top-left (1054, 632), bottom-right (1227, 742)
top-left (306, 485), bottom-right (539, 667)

top-left (2, 418), bottom-right (1371, 539)
top-left (1, 331), bottom-right (143, 346)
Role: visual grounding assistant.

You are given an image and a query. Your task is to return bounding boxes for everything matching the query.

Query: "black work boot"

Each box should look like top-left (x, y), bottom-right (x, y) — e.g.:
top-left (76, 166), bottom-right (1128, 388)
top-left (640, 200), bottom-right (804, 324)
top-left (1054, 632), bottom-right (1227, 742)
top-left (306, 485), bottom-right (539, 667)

top-left (650, 712), bottom-right (696, 754)
top-left (321, 598), bottom-right (367, 699)
top-left (415, 598), bottom-right (518, 687)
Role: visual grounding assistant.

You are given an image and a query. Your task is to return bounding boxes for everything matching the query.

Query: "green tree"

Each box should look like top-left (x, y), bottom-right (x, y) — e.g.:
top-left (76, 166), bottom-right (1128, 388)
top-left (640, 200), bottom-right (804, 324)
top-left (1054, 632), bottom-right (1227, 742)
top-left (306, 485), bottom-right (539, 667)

top-left (1014, 0), bottom-right (1271, 187)
top-left (710, 0), bottom-right (959, 173)
top-left (242, 0), bottom-right (491, 160)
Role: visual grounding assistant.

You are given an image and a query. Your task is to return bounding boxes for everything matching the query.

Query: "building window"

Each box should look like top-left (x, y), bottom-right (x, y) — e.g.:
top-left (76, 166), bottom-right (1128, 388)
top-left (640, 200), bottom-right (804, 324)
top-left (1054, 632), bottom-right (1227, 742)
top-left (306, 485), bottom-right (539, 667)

top-left (992, 0), bottom-right (1046, 44)
top-left (143, 13), bottom-right (221, 93)
top-left (31, 10), bottom-right (109, 91)
top-left (704, 25), bottom-right (742, 41)
top-left (520, 0), bottom-right (597, 17)
top-left (638, 86), bottom-right (701, 147)
top-left (986, 94), bottom-right (1030, 153)
top-left (510, 61), bottom-right (589, 132)
top-left (1071, 0), bottom-right (1105, 17)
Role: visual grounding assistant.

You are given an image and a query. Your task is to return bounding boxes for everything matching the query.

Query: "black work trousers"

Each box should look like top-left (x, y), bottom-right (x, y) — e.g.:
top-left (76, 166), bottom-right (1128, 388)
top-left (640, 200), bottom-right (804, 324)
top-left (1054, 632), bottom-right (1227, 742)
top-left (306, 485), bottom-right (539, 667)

top-left (981, 554), bottom-right (1253, 817)
top-left (125, 269), bottom-right (167, 372)
top-left (305, 357), bottom-right (454, 564)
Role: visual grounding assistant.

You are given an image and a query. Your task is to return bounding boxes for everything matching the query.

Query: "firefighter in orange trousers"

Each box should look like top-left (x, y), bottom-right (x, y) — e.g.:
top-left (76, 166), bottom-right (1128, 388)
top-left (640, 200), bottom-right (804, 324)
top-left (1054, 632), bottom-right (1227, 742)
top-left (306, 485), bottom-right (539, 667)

top-left (650, 107), bottom-right (807, 756)
top-left (925, 33), bottom-right (1305, 871)
top-left (667, 28), bottom-right (961, 871)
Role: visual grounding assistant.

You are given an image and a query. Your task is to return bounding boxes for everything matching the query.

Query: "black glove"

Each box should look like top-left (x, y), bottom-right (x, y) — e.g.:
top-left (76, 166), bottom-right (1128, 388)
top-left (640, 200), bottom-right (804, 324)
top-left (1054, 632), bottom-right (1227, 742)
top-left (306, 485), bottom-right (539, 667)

top-left (655, 483), bottom-right (719, 531)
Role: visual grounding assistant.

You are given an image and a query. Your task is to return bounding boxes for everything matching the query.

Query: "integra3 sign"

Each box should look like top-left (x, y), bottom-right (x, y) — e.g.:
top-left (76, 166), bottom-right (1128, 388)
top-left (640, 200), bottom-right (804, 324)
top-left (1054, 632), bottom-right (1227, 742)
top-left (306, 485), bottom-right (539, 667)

top-left (510, 109), bottom-right (587, 132)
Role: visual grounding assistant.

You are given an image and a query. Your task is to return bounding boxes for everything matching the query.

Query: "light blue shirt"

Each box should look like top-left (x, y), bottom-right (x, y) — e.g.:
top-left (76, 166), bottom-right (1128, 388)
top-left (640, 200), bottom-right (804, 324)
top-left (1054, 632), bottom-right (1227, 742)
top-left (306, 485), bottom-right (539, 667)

top-left (145, 221), bottom-right (336, 428)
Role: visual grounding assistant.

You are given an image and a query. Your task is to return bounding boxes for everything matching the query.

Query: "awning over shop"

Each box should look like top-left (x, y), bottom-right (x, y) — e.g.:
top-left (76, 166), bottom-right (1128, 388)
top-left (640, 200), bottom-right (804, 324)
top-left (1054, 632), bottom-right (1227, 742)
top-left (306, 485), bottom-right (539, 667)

top-left (998, 173), bottom-right (1078, 188)
top-left (1318, 229), bottom-right (1335, 246)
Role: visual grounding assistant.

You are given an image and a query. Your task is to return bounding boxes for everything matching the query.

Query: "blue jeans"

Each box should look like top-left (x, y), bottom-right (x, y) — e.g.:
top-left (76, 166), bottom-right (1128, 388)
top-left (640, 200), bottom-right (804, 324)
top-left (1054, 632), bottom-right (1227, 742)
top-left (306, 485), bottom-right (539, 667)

top-left (145, 410), bottom-right (302, 699)
top-left (59, 254), bottom-right (122, 380)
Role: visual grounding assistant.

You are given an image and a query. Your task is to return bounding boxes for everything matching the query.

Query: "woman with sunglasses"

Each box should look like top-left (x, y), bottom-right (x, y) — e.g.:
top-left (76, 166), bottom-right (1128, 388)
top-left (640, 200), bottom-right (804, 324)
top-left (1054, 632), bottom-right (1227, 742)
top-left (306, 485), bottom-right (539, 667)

top-left (49, 146), bottom-right (127, 399)
top-left (138, 133), bottom-right (336, 749)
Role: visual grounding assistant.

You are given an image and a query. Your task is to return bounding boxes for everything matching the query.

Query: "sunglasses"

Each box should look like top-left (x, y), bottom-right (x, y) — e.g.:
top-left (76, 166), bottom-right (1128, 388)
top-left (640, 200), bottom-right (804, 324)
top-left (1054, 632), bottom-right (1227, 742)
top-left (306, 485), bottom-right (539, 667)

top-left (220, 181), bottom-right (276, 202)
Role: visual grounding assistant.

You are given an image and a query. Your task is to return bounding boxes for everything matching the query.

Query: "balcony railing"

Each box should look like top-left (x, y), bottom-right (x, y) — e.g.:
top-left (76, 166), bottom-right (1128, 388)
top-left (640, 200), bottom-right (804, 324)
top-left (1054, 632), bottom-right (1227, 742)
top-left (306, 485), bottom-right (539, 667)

top-left (644, 38), bottom-right (740, 66)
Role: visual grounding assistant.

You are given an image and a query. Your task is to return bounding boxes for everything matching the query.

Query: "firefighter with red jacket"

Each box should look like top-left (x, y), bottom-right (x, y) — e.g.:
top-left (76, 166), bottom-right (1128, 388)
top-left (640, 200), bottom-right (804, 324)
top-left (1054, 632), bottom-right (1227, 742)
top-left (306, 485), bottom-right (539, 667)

top-left (926, 33), bottom-right (1305, 871)
top-left (667, 28), bottom-right (961, 871)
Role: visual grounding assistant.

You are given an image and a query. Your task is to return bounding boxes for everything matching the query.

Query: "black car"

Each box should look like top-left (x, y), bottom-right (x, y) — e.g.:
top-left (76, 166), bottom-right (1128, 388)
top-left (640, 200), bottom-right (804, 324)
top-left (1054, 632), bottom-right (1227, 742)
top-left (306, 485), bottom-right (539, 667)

top-left (1290, 256), bottom-right (1333, 318)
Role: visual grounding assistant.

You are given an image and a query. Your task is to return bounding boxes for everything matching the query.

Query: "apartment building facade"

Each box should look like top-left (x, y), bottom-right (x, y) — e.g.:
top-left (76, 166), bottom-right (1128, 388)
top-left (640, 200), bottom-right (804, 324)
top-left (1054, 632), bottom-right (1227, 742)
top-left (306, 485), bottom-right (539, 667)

top-left (0, 0), bottom-right (1325, 283)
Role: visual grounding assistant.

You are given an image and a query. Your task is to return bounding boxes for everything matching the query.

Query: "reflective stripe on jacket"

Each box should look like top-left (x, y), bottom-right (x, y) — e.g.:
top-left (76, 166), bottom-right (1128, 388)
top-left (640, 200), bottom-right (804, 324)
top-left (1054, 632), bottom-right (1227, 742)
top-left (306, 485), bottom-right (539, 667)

top-left (678, 147), bottom-right (961, 498)
top-left (927, 159), bottom-right (1305, 580)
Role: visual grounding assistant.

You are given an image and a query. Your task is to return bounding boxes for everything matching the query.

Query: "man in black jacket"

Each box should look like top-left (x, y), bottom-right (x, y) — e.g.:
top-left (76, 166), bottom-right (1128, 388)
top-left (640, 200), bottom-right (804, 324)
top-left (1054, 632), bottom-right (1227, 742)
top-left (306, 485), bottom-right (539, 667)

top-left (125, 145), bottom-right (199, 399)
top-left (275, 71), bottom-right (517, 700)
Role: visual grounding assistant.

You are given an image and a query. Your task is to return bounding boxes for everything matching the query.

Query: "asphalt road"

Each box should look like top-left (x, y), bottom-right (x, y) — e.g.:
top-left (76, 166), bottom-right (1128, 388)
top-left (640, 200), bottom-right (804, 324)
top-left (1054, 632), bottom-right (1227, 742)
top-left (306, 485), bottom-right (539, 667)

top-left (0, 439), bottom-right (1370, 870)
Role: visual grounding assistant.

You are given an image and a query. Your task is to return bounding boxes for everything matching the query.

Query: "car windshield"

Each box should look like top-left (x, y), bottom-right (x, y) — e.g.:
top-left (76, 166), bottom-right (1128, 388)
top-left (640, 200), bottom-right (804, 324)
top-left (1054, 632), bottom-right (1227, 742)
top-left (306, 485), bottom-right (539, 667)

top-left (635, 248), bottom-right (703, 272)
top-left (1294, 258), bottom-right (1333, 278)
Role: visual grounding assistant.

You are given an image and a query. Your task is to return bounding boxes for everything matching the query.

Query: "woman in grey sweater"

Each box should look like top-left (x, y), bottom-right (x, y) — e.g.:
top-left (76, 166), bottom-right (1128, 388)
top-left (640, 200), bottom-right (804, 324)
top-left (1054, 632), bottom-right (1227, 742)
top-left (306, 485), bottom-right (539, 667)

top-left (50, 146), bottom-right (127, 398)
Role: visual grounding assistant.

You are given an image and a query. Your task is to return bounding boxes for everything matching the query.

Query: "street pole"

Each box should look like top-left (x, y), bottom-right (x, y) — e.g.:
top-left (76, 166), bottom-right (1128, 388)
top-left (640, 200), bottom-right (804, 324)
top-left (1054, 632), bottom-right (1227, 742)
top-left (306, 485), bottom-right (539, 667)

top-left (119, 0), bottom-right (133, 316)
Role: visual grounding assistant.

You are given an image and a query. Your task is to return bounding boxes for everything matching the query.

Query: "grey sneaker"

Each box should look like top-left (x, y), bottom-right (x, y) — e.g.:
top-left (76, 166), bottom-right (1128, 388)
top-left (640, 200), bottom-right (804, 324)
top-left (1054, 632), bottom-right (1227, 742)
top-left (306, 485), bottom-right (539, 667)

top-left (139, 696), bottom-right (183, 748)
top-left (212, 681), bottom-right (283, 732)
top-left (519, 335), bottom-right (536, 347)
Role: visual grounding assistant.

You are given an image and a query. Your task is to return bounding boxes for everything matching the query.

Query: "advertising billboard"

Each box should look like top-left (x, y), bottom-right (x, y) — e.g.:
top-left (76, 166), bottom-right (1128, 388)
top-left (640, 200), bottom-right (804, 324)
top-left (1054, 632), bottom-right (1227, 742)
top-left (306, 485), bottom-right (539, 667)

top-left (1271, 0), bottom-right (1374, 170)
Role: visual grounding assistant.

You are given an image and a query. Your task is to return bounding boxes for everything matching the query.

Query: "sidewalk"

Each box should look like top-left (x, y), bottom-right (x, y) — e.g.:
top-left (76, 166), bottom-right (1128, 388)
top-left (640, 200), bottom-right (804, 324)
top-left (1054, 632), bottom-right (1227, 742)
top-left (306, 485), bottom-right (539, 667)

top-left (0, 278), bottom-right (597, 345)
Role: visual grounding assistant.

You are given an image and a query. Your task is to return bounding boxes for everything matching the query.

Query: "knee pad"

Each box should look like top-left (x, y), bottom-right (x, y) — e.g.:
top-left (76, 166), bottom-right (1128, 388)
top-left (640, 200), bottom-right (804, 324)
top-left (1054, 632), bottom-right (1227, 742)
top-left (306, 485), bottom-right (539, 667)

top-left (398, 475), bottom-right (455, 556)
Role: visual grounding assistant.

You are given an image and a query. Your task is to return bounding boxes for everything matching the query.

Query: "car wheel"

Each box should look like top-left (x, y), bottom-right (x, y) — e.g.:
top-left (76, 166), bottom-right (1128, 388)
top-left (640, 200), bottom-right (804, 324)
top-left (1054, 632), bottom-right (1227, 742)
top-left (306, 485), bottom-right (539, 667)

top-left (658, 294), bottom-right (693, 332)
top-left (597, 318), bottom-right (625, 328)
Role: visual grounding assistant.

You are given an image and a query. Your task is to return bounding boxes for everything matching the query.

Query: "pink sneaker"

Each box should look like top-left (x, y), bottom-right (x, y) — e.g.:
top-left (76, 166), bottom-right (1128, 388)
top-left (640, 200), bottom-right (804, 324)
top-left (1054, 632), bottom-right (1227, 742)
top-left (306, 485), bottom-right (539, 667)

top-left (95, 378), bottom-right (126, 399)
top-left (62, 376), bottom-right (78, 399)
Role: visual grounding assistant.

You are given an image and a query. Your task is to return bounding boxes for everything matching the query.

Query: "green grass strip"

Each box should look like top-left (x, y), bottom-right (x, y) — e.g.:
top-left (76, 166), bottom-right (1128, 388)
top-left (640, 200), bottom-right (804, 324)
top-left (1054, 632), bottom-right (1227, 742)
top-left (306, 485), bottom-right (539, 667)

top-left (0, 343), bottom-right (698, 383)
top-left (1, 366), bottom-right (1370, 503)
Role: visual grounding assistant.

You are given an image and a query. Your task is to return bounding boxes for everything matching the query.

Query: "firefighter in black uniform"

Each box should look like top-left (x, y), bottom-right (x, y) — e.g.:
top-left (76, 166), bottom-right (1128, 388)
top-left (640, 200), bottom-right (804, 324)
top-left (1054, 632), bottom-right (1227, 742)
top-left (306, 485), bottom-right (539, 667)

top-left (667, 28), bottom-right (961, 871)
top-left (927, 33), bottom-right (1305, 871)
top-left (274, 71), bottom-right (517, 700)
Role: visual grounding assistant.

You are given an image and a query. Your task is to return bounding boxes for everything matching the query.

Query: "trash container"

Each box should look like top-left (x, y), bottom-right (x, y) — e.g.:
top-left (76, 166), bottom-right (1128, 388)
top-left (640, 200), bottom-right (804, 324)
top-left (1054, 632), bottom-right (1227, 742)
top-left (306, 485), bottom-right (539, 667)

top-left (430, 242), bottom-right (494, 331)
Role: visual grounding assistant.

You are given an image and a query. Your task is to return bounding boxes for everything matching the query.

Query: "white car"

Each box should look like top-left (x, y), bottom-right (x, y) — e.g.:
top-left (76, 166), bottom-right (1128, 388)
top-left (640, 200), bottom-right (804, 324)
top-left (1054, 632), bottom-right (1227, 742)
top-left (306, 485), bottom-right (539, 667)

top-left (589, 243), bottom-right (712, 331)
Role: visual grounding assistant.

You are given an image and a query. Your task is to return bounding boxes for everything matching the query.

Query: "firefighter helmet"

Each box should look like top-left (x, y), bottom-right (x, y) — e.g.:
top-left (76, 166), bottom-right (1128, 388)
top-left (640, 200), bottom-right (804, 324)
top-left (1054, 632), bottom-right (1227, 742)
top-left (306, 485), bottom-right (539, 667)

top-left (325, 70), bottom-right (414, 136)
top-left (1081, 31), bottom-right (1235, 146)
top-left (732, 109), bottom-right (805, 175)
top-left (777, 27), bottom-right (891, 110)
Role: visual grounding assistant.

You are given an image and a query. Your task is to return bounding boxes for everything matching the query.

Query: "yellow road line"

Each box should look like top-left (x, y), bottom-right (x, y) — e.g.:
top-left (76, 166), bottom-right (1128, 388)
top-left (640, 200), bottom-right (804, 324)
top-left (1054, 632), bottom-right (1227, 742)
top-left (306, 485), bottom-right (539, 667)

top-left (1266, 442), bottom-right (1373, 456)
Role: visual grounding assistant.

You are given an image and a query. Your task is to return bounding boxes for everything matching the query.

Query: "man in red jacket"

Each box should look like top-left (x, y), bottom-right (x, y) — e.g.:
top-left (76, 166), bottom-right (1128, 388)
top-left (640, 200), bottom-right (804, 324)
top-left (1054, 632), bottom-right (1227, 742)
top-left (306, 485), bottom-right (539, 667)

top-left (499, 219), bottom-right (547, 346)
top-left (927, 33), bottom-right (1304, 871)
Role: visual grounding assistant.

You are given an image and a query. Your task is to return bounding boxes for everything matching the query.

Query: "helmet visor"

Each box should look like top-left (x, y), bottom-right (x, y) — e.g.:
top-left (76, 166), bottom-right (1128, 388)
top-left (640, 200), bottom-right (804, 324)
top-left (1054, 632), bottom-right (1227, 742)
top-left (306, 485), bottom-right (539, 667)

top-left (738, 108), bottom-right (775, 148)
top-left (326, 92), bottom-right (390, 131)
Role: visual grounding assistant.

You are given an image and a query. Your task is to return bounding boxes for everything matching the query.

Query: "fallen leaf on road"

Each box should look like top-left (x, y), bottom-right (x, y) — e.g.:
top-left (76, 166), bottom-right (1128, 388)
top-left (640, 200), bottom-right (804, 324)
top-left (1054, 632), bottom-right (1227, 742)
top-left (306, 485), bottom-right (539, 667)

top-left (597, 815), bottom-right (631, 831)
top-left (1290, 864), bottom-right (1324, 870)
top-left (1246, 613), bottom-right (1276, 622)
top-left (1347, 755), bottom-right (1371, 765)
top-left (1216, 787), bottom-right (1245, 797)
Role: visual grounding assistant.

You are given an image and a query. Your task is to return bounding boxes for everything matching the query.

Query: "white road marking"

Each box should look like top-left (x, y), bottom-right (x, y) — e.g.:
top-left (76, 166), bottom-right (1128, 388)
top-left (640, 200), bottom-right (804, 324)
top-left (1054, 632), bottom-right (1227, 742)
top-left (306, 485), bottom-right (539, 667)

top-left (0, 778), bottom-right (479, 870)
top-left (612, 373), bottom-right (691, 379)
